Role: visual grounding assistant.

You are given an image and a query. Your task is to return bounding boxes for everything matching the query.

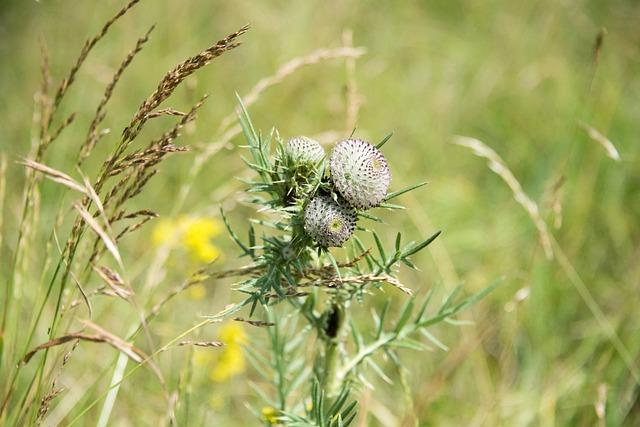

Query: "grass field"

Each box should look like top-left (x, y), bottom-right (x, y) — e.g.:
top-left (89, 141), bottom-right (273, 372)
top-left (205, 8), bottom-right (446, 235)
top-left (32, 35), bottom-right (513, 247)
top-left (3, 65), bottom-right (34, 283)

top-left (1, 0), bottom-right (639, 425)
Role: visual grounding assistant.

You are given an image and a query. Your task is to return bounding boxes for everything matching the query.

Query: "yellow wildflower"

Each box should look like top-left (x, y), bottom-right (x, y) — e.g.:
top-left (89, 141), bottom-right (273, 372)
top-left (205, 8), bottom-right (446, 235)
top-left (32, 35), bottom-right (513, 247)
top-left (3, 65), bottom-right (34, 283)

top-left (151, 215), bottom-right (223, 264)
top-left (208, 323), bottom-right (247, 383)
top-left (192, 324), bottom-right (247, 383)
top-left (218, 322), bottom-right (247, 345)
top-left (261, 406), bottom-right (278, 424)
top-left (209, 344), bottom-right (245, 382)
top-left (183, 217), bottom-right (222, 263)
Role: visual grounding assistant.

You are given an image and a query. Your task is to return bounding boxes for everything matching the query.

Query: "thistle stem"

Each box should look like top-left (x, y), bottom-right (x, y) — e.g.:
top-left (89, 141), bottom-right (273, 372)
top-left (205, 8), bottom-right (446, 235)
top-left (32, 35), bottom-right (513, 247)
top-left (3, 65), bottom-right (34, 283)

top-left (321, 300), bottom-right (346, 397)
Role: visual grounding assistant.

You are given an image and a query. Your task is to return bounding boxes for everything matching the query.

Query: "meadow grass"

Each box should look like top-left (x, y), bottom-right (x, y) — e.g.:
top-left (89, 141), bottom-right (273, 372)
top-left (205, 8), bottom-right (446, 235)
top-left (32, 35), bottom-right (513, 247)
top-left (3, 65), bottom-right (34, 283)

top-left (0, 0), bottom-right (639, 425)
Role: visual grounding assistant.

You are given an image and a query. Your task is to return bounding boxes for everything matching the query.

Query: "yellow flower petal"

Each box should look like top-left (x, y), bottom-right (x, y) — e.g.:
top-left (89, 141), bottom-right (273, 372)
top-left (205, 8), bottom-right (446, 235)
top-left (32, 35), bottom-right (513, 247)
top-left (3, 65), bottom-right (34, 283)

top-left (218, 323), bottom-right (247, 345)
top-left (261, 406), bottom-right (278, 424)
top-left (209, 346), bottom-right (245, 383)
top-left (187, 283), bottom-right (207, 300)
top-left (191, 243), bottom-right (220, 264)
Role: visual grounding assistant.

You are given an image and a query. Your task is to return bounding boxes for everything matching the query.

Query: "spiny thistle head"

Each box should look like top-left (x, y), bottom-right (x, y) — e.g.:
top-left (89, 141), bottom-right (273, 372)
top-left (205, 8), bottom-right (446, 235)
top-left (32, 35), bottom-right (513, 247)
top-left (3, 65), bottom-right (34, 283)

top-left (329, 139), bottom-right (391, 209)
top-left (285, 136), bottom-right (325, 165)
top-left (303, 195), bottom-right (356, 247)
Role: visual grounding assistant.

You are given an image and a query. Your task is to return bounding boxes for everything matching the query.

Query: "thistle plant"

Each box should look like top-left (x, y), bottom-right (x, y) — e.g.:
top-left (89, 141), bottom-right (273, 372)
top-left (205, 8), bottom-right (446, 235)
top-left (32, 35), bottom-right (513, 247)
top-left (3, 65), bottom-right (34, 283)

top-left (215, 100), bottom-right (496, 425)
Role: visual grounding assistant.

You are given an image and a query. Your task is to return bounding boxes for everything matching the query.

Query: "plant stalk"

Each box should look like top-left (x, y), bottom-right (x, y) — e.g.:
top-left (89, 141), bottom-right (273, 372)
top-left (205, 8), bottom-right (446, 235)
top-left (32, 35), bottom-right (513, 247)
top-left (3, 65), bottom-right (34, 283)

top-left (321, 300), bottom-right (346, 397)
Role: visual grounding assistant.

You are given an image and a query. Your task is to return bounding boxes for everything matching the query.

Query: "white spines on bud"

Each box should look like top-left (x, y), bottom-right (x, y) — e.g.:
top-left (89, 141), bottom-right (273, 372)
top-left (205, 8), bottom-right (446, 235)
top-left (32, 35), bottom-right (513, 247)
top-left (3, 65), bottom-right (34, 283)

top-left (285, 136), bottom-right (325, 165)
top-left (303, 196), bottom-right (356, 247)
top-left (329, 139), bottom-right (391, 209)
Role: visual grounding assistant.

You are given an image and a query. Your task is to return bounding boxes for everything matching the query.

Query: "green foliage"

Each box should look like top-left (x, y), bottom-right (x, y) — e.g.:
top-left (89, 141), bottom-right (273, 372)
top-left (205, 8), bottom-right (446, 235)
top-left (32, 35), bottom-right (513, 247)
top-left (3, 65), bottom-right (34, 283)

top-left (218, 100), bottom-right (495, 421)
top-left (2, 0), bottom-right (638, 424)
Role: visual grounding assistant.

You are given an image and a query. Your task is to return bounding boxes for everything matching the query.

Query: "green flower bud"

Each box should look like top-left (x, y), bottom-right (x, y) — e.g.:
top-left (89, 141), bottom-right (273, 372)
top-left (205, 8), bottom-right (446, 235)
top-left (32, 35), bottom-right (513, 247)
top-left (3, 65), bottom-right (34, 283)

top-left (304, 196), bottom-right (356, 247)
top-left (285, 136), bottom-right (325, 164)
top-left (329, 139), bottom-right (391, 209)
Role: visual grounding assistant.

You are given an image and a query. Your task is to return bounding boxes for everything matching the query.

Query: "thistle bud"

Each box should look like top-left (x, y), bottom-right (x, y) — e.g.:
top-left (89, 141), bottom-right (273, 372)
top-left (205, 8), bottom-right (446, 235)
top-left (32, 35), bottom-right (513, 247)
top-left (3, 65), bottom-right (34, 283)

top-left (303, 196), bottom-right (356, 247)
top-left (329, 139), bottom-right (391, 209)
top-left (285, 136), bottom-right (325, 165)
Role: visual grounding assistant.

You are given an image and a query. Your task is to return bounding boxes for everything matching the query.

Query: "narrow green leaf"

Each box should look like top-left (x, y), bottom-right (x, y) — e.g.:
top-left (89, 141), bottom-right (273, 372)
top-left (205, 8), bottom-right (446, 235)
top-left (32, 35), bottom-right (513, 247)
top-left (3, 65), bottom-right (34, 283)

top-left (420, 329), bottom-right (449, 351)
top-left (414, 287), bottom-right (435, 323)
top-left (376, 132), bottom-right (393, 148)
top-left (394, 297), bottom-right (415, 333)
top-left (372, 231), bottom-right (386, 262)
top-left (248, 381), bottom-right (277, 408)
top-left (438, 285), bottom-right (463, 314)
top-left (248, 224), bottom-right (256, 258)
top-left (328, 386), bottom-right (349, 416)
top-left (451, 279), bottom-right (501, 313)
top-left (385, 181), bottom-right (428, 202)
top-left (343, 409), bottom-right (357, 427)
top-left (353, 236), bottom-right (373, 271)
top-left (349, 320), bottom-right (363, 352)
top-left (340, 400), bottom-right (358, 421)
top-left (378, 202), bottom-right (405, 210)
top-left (325, 251), bottom-right (342, 280)
top-left (376, 300), bottom-right (390, 339)
top-left (220, 207), bottom-right (249, 256)
top-left (402, 230), bottom-right (441, 258)
top-left (235, 93), bottom-right (259, 146)
top-left (365, 359), bottom-right (392, 384)
top-left (400, 258), bottom-right (418, 269)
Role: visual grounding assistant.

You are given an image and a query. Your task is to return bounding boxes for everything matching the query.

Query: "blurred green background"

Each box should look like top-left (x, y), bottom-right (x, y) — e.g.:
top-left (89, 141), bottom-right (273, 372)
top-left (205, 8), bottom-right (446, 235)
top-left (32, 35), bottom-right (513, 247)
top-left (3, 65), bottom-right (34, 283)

top-left (1, 0), bottom-right (639, 425)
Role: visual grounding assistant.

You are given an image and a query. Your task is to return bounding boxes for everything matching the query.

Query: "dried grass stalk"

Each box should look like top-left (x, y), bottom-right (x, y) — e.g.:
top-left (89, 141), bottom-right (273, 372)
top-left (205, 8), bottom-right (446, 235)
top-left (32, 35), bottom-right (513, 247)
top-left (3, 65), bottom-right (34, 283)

top-left (177, 341), bottom-right (224, 348)
top-left (122, 24), bottom-right (249, 142)
top-left (143, 264), bottom-right (262, 326)
top-left (79, 25), bottom-right (156, 164)
top-left (48, 112), bottom-right (76, 145)
top-left (51, 0), bottom-right (142, 114)
top-left (73, 202), bottom-right (122, 268)
top-left (342, 29), bottom-right (362, 131)
top-left (94, 266), bottom-right (133, 299)
top-left (22, 322), bottom-right (147, 365)
top-left (69, 270), bottom-right (92, 318)
top-left (115, 216), bottom-right (154, 241)
top-left (36, 338), bottom-right (80, 422)
top-left (35, 0), bottom-right (141, 160)
top-left (35, 38), bottom-right (52, 147)
top-left (145, 108), bottom-right (187, 119)
top-left (217, 45), bottom-right (367, 133)
top-left (19, 159), bottom-right (88, 196)
top-left (303, 274), bottom-right (413, 295)
top-left (543, 174), bottom-right (565, 230)
top-left (452, 136), bottom-right (554, 259)
top-left (121, 209), bottom-right (158, 220)
top-left (454, 139), bottom-right (640, 382)
top-left (578, 121), bottom-right (621, 161)
top-left (0, 155), bottom-right (6, 252)
top-left (233, 318), bottom-right (275, 328)
top-left (86, 96), bottom-right (206, 266)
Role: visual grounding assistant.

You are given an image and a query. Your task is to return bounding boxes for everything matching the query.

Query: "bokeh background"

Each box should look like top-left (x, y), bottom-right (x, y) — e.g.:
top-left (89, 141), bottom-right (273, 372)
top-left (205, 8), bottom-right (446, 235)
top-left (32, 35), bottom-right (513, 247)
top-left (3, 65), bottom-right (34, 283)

top-left (1, 0), bottom-right (639, 425)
